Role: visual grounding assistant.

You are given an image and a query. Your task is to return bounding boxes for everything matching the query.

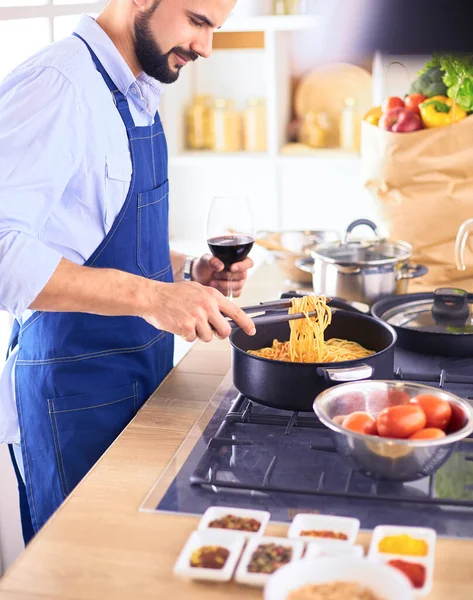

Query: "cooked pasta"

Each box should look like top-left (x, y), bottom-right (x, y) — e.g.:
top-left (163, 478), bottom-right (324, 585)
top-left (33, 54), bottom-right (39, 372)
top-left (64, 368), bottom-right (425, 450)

top-left (248, 295), bottom-right (374, 363)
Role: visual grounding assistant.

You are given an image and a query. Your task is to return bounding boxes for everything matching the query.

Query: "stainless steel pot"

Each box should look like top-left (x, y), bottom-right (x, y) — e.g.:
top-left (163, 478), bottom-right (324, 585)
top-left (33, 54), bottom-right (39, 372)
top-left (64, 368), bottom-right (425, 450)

top-left (313, 380), bottom-right (473, 481)
top-left (307, 219), bottom-right (428, 305)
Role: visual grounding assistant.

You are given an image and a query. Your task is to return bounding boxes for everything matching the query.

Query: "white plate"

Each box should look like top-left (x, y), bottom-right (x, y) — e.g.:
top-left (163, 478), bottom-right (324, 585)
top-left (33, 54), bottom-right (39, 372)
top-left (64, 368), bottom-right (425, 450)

top-left (305, 542), bottom-right (364, 560)
top-left (198, 506), bottom-right (270, 538)
top-left (287, 513), bottom-right (360, 545)
top-left (235, 536), bottom-right (304, 587)
top-left (264, 557), bottom-right (414, 600)
top-left (368, 525), bottom-right (436, 597)
top-left (173, 529), bottom-right (245, 582)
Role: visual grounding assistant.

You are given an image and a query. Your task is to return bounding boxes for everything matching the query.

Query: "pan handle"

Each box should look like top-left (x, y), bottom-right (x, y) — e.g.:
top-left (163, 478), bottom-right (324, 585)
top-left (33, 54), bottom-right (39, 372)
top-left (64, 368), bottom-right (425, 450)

top-left (316, 364), bottom-right (373, 382)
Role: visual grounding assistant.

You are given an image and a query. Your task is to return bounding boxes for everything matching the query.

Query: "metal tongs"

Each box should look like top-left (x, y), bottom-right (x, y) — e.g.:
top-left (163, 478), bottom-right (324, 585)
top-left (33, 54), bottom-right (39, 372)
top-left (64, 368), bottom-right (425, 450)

top-left (229, 297), bottom-right (332, 329)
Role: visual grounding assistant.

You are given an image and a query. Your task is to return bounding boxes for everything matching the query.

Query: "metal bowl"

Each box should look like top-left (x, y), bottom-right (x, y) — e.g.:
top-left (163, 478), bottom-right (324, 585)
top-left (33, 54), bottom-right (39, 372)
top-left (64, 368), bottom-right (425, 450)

top-left (313, 381), bottom-right (473, 481)
top-left (257, 230), bottom-right (339, 285)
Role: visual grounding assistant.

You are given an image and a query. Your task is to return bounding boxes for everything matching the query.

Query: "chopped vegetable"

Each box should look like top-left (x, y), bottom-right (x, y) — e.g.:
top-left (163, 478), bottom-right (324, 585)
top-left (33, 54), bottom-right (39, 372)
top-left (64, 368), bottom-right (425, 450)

top-left (190, 545), bottom-right (229, 569)
top-left (208, 514), bottom-right (261, 532)
top-left (300, 530), bottom-right (348, 540)
top-left (247, 543), bottom-right (292, 574)
top-left (388, 559), bottom-right (427, 589)
top-left (378, 534), bottom-right (428, 556)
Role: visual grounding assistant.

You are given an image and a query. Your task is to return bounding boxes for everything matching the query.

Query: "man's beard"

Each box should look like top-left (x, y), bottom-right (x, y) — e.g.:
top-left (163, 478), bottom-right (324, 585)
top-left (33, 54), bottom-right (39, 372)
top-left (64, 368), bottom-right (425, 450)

top-left (134, 4), bottom-right (198, 83)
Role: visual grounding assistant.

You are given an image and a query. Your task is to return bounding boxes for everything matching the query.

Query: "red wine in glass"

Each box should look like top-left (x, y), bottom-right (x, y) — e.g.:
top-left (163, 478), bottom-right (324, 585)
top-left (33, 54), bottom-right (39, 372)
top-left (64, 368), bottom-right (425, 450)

top-left (206, 196), bottom-right (254, 299)
top-left (207, 235), bottom-right (254, 270)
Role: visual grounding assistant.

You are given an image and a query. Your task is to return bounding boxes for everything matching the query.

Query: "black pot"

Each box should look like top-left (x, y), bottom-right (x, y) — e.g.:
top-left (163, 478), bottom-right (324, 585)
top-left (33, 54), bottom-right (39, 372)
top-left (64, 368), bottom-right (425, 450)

top-left (230, 311), bottom-right (397, 412)
top-left (372, 288), bottom-right (473, 357)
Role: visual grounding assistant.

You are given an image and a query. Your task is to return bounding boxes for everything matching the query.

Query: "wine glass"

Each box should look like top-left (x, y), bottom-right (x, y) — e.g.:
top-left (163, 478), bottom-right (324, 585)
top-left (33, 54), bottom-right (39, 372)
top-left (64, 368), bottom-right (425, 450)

top-left (206, 196), bottom-right (255, 300)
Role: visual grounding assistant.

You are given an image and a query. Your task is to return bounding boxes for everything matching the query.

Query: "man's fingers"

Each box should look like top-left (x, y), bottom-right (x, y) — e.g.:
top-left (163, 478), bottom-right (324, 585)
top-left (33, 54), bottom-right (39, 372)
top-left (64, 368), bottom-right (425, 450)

top-left (213, 270), bottom-right (247, 282)
top-left (219, 299), bottom-right (256, 336)
top-left (196, 320), bottom-right (214, 343)
top-left (208, 312), bottom-right (232, 340)
top-left (209, 256), bottom-right (225, 272)
top-left (230, 257), bottom-right (254, 273)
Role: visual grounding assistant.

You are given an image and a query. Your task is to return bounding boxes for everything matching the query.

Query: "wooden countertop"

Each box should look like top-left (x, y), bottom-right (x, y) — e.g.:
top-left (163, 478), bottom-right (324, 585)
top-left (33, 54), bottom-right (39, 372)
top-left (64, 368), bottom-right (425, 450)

top-left (1, 263), bottom-right (472, 600)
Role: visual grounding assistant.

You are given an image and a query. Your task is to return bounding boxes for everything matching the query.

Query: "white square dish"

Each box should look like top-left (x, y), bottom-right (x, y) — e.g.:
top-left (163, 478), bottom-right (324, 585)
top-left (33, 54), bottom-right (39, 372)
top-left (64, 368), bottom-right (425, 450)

top-left (235, 536), bottom-right (304, 587)
top-left (173, 529), bottom-right (245, 582)
top-left (304, 542), bottom-right (364, 560)
top-left (198, 506), bottom-right (270, 538)
top-left (368, 525), bottom-right (436, 597)
top-left (287, 513), bottom-right (360, 545)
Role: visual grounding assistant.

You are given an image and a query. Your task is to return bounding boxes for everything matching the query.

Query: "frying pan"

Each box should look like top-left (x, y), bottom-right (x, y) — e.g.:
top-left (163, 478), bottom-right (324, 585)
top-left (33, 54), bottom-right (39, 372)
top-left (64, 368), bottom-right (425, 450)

top-left (229, 310), bottom-right (397, 412)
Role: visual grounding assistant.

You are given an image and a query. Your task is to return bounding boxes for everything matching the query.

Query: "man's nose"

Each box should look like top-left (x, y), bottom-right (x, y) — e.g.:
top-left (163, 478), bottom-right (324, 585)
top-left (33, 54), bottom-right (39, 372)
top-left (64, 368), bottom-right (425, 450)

top-left (191, 29), bottom-right (214, 59)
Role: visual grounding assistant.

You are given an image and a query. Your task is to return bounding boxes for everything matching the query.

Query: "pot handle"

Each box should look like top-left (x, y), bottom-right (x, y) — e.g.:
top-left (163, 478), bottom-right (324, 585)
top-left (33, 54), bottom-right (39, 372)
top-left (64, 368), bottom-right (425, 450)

top-left (343, 219), bottom-right (380, 244)
top-left (316, 364), bottom-right (373, 382)
top-left (397, 264), bottom-right (428, 280)
top-left (455, 219), bottom-right (473, 271)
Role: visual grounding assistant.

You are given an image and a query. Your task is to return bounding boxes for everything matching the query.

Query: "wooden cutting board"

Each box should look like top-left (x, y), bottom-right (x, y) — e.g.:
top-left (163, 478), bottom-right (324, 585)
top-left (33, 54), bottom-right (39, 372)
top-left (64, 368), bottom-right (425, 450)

top-left (294, 63), bottom-right (373, 147)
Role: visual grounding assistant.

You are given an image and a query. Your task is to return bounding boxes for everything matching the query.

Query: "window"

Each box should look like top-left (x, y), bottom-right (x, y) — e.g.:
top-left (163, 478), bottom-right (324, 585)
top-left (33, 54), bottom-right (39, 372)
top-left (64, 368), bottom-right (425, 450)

top-left (0, 1), bottom-right (106, 79)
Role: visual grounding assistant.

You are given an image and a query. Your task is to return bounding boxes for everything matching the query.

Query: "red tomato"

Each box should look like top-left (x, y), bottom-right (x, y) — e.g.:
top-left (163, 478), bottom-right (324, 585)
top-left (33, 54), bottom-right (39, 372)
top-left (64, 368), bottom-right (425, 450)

top-left (342, 412), bottom-right (377, 435)
top-left (409, 394), bottom-right (452, 430)
top-left (387, 389), bottom-right (411, 406)
top-left (409, 428), bottom-right (446, 440)
top-left (404, 93), bottom-right (427, 114)
top-left (376, 405), bottom-right (426, 439)
top-left (382, 96), bottom-right (405, 112)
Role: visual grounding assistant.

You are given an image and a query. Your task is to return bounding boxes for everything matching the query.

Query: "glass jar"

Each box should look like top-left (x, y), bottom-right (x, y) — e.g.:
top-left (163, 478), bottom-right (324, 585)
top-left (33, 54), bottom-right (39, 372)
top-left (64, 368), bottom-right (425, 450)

top-left (299, 111), bottom-right (326, 148)
top-left (211, 99), bottom-right (242, 152)
top-left (243, 97), bottom-right (267, 152)
top-left (185, 95), bottom-right (213, 150)
top-left (339, 97), bottom-right (361, 152)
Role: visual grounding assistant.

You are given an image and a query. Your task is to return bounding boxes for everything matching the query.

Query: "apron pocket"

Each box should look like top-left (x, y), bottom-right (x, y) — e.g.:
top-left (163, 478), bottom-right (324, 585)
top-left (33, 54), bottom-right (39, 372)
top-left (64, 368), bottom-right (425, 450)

top-left (137, 179), bottom-right (171, 279)
top-left (48, 381), bottom-right (138, 496)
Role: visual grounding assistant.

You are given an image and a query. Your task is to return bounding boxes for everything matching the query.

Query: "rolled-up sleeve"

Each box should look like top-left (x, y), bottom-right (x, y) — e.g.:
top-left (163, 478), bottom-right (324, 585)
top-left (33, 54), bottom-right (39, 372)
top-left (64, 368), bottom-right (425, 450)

top-left (0, 65), bottom-right (85, 318)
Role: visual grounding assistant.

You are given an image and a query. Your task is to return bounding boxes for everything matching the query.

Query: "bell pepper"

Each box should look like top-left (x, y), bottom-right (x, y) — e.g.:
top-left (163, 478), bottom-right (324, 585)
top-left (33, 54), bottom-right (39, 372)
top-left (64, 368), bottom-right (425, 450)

top-left (419, 95), bottom-right (467, 128)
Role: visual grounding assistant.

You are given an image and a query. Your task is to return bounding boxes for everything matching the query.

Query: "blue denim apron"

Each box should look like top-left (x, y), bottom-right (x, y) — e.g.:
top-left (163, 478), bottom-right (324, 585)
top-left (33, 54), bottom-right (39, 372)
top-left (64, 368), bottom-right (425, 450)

top-left (11, 34), bottom-right (173, 533)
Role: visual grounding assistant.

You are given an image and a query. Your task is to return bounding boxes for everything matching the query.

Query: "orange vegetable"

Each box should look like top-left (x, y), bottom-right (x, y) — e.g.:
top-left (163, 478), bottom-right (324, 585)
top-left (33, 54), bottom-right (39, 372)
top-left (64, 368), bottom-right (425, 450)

top-left (409, 428), bottom-right (446, 440)
top-left (409, 394), bottom-right (452, 430)
top-left (342, 411), bottom-right (377, 435)
top-left (376, 405), bottom-right (426, 439)
top-left (363, 106), bottom-right (383, 126)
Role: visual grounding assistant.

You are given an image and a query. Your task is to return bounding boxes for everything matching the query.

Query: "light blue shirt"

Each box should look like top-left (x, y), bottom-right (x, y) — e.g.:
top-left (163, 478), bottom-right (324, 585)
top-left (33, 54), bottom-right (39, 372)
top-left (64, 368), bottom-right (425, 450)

top-left (0, 14), bottom-right (164, 443)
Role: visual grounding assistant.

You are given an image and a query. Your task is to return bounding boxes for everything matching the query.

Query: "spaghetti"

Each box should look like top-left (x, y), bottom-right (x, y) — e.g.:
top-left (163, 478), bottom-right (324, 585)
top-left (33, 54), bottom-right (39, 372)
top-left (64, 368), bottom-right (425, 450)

top-left (248, 295), bottom-right (374, 363)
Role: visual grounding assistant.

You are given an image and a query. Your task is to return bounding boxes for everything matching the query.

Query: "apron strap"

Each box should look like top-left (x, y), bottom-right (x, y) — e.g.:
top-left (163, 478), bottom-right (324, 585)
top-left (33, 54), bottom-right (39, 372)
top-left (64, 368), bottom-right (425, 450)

top-left (72, 32), bottom-right (135, 131)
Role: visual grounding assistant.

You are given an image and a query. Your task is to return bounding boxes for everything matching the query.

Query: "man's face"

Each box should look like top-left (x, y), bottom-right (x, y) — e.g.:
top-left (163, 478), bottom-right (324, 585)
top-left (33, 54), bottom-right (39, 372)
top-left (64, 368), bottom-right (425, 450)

top-left (134, 0), bottom-right (236, 83)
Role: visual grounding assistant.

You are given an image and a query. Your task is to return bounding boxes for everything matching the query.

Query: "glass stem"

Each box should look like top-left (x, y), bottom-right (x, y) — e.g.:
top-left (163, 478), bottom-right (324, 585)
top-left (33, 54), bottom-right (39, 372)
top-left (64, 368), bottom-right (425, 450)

top-left (227, 271), bottom-right (233, 301)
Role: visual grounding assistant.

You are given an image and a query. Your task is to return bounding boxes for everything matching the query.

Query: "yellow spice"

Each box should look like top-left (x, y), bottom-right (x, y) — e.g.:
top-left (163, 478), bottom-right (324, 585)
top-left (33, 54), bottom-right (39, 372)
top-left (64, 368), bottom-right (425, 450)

top-left (378, 534), bottom-right (428, 557)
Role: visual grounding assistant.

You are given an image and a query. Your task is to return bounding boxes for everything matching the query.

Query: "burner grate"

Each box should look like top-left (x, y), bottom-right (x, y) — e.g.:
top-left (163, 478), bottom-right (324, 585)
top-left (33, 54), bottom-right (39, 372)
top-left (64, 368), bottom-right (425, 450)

top-left (190, 394), bottom-right (473, 510)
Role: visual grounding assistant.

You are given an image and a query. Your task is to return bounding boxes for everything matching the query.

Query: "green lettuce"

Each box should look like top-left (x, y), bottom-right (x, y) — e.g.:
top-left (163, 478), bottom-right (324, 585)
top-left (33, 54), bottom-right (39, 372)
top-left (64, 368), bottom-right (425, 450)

top-left (417, 54), bottom-right (473, 112)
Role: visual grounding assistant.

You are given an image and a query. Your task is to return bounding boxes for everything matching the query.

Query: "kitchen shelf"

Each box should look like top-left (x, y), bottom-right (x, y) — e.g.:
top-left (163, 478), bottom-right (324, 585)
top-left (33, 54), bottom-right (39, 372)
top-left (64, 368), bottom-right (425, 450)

top-left (219, 14), bottom-right (321, 32)
top-left (169, 151), bottom-right (270, 166)
top-left (169, 149), bottom-right (359, 166)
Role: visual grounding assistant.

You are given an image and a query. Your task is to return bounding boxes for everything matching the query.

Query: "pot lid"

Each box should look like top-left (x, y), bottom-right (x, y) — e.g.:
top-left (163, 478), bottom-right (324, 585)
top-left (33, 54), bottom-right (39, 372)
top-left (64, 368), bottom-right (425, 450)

top-left (377, 288), bottom-right (473, 334)
top-left (310, 218), bottom-right (412, 267)
top-left (312, 240), bottom-right (412, 267)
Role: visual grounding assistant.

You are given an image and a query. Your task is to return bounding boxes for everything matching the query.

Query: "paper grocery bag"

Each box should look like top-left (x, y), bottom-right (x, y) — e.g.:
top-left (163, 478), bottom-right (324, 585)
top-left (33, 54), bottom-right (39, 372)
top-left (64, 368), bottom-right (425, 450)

top-left (361, 116), bottom-right (473, 288)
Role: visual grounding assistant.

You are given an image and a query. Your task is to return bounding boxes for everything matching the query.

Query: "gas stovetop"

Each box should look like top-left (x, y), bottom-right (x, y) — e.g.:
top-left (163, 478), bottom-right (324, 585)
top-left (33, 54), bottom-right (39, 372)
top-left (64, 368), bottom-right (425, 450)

top-left (141, 347), bottom-right (473, 538)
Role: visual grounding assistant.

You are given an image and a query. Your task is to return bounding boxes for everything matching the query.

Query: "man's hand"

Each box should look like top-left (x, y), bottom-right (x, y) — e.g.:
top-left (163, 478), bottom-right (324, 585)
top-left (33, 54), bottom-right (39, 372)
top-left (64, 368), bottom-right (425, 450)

top-left (143, 281), bottom-right (255, 343)
top-left (191, 254), bottom-right (254, 298)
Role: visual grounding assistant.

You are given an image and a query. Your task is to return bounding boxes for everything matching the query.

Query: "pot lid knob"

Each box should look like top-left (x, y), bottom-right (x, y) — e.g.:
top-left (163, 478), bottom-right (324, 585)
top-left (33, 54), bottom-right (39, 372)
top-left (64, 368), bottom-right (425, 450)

top-left (432, 287), bottom-right (469, 326)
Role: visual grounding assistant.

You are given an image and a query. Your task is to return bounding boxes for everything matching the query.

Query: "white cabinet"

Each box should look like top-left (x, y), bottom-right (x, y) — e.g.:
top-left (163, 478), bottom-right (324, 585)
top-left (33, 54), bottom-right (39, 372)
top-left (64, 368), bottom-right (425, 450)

top-left (161, 15), bottom-right (377, 247)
